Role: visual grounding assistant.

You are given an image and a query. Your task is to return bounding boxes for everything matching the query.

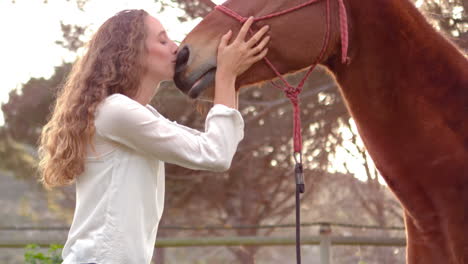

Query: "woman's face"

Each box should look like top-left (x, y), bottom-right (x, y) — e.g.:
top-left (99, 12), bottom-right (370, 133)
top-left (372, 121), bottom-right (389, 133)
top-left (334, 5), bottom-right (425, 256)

top-left (143, 15), bottom-right (179, 81)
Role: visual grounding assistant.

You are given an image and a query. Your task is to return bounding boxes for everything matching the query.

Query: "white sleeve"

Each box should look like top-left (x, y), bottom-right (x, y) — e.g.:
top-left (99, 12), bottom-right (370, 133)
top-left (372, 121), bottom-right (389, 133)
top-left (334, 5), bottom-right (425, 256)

top-left (95, 95), bottom-right (244, 172)
top-left (145, 104), bottom-right (202, 136)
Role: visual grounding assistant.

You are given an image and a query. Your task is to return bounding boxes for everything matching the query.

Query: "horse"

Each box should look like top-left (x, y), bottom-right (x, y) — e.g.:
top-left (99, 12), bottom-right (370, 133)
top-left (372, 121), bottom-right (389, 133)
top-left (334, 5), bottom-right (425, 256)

top-left (173, 0), bottom-right (468, 263)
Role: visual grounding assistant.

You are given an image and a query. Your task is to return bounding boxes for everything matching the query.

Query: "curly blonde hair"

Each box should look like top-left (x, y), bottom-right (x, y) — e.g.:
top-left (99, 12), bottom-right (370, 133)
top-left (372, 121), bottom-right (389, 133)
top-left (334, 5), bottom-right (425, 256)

top-left (38, 9), bottom-right (149, 188)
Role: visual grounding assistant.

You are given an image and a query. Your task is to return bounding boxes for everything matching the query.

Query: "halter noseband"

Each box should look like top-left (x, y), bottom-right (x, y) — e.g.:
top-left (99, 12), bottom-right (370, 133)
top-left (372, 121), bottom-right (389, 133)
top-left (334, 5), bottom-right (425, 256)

top-left (215, 1), bottom-right (349, 264)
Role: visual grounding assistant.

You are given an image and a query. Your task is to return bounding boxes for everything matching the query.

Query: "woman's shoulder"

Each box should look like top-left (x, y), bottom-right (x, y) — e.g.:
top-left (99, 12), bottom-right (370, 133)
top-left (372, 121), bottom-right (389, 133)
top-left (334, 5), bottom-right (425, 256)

top-left (98, 93), bottom-right (142, 113)
top-left (103, 93), bottom-right (162, 117)
top-left (95, 93), bottom-right (155, 127)
top-left (103, 93), bottom-right (137, 106)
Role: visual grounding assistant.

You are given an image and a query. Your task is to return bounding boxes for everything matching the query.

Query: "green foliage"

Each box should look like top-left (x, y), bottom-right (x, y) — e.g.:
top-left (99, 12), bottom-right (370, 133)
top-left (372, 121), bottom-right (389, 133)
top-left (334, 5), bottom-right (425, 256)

top-left (24, 244), bottom-right (63, 264)
top-left (0, 63), bottom-right (72, 178)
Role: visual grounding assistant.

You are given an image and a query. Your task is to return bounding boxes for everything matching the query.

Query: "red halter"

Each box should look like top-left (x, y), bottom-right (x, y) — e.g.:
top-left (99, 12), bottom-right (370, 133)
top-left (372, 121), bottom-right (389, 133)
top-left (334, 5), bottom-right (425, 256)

top-left (215, 1), bottom-right (349, 264)
top-left (215, 0), bottom-right (349, 155)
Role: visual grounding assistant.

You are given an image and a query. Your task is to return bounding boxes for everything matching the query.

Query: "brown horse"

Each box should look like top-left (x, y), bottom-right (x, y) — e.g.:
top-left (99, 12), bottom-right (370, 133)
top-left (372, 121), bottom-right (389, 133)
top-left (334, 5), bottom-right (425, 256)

top-left (173, 0), bottom-right (468, 263)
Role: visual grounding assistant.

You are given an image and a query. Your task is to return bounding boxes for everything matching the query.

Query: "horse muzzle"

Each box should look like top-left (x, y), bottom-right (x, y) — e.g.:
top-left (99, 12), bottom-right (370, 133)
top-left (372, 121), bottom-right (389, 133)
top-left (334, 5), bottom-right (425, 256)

top-left (173, 45), bottom-right (216, 99)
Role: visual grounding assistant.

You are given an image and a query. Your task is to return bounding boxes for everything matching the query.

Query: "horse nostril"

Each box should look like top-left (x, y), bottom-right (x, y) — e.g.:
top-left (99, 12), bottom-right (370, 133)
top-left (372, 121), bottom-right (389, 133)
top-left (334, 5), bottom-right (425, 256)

top-left (173, 45), bottom-right (191, 92)
top-left (175, 45), bottom-right (190, 68)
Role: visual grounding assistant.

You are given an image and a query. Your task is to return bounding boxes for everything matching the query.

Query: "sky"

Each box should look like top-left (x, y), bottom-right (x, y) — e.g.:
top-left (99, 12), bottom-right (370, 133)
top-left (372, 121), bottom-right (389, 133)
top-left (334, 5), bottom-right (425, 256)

top-left (0, 0), bottom-right (225, 125)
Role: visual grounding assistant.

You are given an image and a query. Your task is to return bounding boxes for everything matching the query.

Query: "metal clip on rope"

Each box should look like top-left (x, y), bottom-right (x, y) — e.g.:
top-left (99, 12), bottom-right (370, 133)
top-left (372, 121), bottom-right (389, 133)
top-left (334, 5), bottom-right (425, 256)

top-left (293, 151), bottom-right (304, 264)
top-left (294, 152), bottom-right (305, 193)
top-left (295, 162), bottom-right (305, 193)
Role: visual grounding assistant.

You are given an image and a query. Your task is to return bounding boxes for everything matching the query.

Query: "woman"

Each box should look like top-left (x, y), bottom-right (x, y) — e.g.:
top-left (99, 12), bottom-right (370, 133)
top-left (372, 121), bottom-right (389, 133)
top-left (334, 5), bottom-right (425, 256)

top-left (38, 9), bottom-right (269, 264)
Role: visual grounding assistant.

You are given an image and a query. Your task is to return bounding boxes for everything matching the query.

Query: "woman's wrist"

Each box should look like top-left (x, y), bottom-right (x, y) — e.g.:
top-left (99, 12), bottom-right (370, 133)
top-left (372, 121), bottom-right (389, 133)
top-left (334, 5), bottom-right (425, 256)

top-left (214, 70), bottom-right (237, 109)
top-left (216, 68), bottom-right (236, 82)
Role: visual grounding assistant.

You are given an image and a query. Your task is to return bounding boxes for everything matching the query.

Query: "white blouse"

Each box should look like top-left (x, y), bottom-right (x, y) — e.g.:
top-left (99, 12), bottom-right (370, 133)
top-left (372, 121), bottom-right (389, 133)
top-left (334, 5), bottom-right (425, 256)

top-left (61, 94), bottom-right (244, 264)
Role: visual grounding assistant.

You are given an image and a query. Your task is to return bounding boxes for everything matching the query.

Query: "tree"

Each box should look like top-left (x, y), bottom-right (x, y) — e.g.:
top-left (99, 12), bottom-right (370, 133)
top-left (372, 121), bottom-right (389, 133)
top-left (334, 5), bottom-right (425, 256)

top-left (0, 63), bottom-right (72, 178)
top-left (415, 0), bottom-right (468, 53)
top-left (328, 119), bottom-right (404, 264)
top-left (163, 0), bottom-right (215, 21)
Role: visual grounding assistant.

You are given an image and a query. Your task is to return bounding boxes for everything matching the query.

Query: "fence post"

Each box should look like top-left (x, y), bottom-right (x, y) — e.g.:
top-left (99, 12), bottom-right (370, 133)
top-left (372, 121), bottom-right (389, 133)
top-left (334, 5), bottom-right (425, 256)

top-left (319, 223), bottom-right (332, 264)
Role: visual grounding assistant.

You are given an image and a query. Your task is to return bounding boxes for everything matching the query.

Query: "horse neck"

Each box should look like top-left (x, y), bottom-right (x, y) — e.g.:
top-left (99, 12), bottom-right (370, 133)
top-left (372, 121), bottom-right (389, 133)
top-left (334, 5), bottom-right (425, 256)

top-left (323, 0), bottom-right (468, 172)
top-left (322, 3), bottom-right (468, 262)
top-left (325, 0), bottom-right (467, 140)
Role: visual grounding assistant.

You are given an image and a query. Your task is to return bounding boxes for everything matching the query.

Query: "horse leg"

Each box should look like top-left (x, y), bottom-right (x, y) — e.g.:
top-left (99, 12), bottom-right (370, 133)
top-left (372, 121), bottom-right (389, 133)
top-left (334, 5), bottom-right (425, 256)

top-left (439, 180), bottom-right (468, 264)
top-left (404, 212), bottom-right (448, 264)
top-left (443, 214), bottom-right (468, 264)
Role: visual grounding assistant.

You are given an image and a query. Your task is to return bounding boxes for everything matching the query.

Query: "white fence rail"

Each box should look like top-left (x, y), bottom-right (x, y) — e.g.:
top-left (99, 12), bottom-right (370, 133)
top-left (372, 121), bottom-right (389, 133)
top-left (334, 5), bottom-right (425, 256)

top-left (0, 223), bottom-right (406, 264)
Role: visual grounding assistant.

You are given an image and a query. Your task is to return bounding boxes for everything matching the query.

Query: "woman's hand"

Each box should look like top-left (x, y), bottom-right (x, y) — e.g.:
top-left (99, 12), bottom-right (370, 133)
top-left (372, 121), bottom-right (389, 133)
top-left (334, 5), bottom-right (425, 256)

top-left (214, 17), bottom-right (270, 109)
top-left (217, 16), bottom-right (270, 78)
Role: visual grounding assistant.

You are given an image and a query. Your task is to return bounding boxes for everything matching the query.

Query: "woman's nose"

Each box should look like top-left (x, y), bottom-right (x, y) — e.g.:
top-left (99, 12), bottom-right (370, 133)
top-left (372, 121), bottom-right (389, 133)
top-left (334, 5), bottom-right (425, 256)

top-left (172, 42), bottom-right (179, 54)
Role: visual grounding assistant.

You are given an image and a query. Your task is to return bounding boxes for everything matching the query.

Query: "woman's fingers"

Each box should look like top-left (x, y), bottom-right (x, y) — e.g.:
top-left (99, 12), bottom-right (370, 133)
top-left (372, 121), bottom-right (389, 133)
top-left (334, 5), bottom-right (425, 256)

top-left (246, 25), bottom-right (269, 48)
top-left (235, 16), bottom-right (254, 42)
top-left (249, 35), bottom-right (270, 55)
top-left (217, 17), bottom-right (271, 77)
top-left (248, 48), bottom-right (269, 64)
top-left (219, 30), bottom-right (232, 49)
